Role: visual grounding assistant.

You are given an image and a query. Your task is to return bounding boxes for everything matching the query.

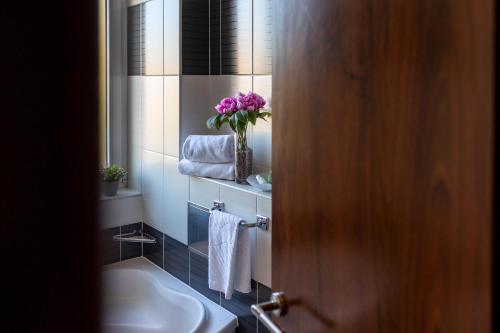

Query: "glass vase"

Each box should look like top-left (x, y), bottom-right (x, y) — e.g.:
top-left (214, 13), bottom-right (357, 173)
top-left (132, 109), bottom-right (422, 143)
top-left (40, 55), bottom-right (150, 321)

top-left (234, 133), bottom-right (252, 184)
top-left (235, 148), bottom-right (253, 184)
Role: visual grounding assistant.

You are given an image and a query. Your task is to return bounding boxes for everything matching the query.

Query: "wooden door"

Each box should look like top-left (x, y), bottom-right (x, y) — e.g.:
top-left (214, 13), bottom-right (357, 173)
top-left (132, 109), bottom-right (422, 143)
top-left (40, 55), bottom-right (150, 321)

top-left (272, 0), bottom-right (493, 332)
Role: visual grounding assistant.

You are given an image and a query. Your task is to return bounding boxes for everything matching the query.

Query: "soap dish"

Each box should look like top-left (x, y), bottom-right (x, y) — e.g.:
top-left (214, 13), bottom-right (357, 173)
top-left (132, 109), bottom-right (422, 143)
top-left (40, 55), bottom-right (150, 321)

top-left (246, 174), bottom-right (272, 192)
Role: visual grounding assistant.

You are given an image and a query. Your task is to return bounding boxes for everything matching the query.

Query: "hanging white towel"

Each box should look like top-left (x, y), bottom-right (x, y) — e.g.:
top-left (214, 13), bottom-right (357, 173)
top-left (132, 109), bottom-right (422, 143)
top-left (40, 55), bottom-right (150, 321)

top-left (208, 210), bottom-right (252, 299)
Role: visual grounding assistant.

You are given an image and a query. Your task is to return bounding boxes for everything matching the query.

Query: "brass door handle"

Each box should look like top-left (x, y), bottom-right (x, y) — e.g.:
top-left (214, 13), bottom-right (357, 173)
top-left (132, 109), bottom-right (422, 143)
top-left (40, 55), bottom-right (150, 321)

top-left (251, 291), bottom-right (288, 333)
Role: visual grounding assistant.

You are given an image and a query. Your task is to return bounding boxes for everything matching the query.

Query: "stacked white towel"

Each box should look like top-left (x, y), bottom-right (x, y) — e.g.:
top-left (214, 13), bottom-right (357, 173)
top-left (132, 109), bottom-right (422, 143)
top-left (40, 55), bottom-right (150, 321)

top-left (208, 210), bottom-right (252, 299)
top-left (183, 135), bottom-right (235, 163)
top-left (178, 135), bottom-right (235, 180)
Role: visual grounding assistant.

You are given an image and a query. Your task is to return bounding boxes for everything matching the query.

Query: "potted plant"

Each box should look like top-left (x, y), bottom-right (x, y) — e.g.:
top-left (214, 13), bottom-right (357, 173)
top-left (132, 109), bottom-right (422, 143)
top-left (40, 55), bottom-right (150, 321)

top-left (207, 91), bottom-right (271, 184)
top-left (100, 164), bottom-right (127, 196)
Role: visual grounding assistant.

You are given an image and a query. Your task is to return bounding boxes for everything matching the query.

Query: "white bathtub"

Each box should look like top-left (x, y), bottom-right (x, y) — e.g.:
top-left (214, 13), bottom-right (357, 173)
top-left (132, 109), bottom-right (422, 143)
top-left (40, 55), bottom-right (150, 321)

top-left (102, 258), bottom-right (237, 333)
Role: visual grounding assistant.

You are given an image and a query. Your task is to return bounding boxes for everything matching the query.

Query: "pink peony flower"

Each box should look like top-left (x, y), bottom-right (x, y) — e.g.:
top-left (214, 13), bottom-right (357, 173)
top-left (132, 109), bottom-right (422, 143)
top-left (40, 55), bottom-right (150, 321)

top-left (215, 97), bottom-right (238, 114)
top-left (235, 91), bottom-right (266, 112)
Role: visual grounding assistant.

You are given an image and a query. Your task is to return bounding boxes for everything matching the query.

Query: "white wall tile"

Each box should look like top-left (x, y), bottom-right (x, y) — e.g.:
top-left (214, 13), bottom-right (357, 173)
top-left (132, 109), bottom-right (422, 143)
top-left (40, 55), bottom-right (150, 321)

top-left (99, 196), bottom-right (143, 229)
top-left (164, 76), bottom-right (180, 157)
top-left (164, 0), bottom-right (180, 75)
top-left (142, 76), bottom-right (164, 153)
top-left (180, 76), bottom-right (213, 155)
top-left (99, 199), bottom-right (123, 229)
top-left (189, 177), bottom-right (220, 209)
top-left (143, 0), bottom-right (164, 75)
top-left (128, 76), bottom-right (143, 191)
top-left (252, 75), bottom-right (272, 170)
top-left (163, 155), bottom-right (189, 244)
top-left (255, 196), bottom-right (272, 287)
top-left (142, 150), bottom-right (164, 232)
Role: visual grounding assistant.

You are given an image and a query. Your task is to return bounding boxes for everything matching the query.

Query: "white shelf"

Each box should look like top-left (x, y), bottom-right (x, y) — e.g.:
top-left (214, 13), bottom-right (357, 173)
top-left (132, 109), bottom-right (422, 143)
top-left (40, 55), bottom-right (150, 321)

top-left (100, 188), bottom-right (142, 201)
top-left (192, 176), bottom-right (272, 199)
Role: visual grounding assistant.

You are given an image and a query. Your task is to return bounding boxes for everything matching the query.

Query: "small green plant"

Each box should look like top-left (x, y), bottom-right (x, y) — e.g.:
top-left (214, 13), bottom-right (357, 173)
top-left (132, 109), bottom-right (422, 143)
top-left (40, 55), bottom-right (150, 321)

top-left (100, 165), bottom-right (127, 182)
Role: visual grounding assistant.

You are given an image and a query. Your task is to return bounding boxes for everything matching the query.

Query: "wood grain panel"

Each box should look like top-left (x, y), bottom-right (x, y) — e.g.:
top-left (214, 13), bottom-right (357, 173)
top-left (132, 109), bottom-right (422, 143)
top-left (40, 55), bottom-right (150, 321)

top-left (272, 0), bottom-right (493, 332)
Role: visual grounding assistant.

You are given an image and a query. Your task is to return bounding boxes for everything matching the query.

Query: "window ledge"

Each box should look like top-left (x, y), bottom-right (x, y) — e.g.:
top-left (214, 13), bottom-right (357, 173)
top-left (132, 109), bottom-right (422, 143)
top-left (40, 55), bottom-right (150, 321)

top-left (100, 188), bottom-right (142, 201)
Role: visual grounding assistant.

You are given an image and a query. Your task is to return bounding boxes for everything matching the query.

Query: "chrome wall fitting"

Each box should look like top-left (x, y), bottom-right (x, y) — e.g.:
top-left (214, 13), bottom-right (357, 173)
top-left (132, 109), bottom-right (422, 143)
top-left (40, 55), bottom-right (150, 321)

top-left (239, 215), bottom-right (269, 231)
top-left (210, 200), bottom-right (224, 211)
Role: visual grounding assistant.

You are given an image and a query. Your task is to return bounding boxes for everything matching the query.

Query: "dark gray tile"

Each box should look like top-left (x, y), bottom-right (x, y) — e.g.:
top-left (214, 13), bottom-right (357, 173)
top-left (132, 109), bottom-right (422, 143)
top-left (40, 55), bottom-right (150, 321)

top-left (121, 222), bottom-right (142, 260)
top-left (100, 227), bottom-right (120, 265)
top-left (164, 234), bottom-right (189, 284)
top-left (189, 251), bottom-right (221, 304)
top-left (182, 0), bottom-right (209, 74)
top-left (257, 283), bottom-right (272, 333)
top-left (188, 202), bottom-right (210, 254)
top-left (143, 223), bottom-right (163, 268)
top-left (221, 280), bottom-right (257, 333)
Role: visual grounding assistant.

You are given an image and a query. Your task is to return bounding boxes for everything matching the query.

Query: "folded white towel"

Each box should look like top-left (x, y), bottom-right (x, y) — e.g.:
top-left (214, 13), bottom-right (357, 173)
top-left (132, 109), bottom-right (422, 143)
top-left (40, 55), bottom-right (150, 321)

top-left (182, 135), bottom-right (235, 163)
top-left (178, 159), bottom-right (235, 180)
top-left (208, 210), bottom-right (252, 299)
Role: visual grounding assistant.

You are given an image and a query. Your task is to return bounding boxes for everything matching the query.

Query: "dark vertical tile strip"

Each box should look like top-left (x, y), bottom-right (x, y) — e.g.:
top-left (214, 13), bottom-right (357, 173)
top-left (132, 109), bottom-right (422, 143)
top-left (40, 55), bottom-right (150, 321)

top-left (100, 227), bottom-right (121, 265)
top-left (189, 251), bottom-right (221, 304)
top-left (182, 0), bottom-right (210, 74)
top-left (121, 222), bottom-right (143, 260)
top-left (257, 283), bottom-right (272, 333)
top-left (127, 4), bottom-right (145, 75)
top-left (164, 234), bottom-right (190, 283)
top-left (221, 280), bottom-right (257, 333)
top-left (209, 0), bottom-right (221, 74)
top-left (143, 223), bottom-right (164, 268)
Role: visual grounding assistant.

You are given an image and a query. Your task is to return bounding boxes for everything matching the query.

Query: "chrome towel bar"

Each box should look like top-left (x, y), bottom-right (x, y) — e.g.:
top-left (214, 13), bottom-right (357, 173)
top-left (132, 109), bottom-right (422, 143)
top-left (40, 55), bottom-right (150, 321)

top-left (208, 201), bottom-right (270, 231)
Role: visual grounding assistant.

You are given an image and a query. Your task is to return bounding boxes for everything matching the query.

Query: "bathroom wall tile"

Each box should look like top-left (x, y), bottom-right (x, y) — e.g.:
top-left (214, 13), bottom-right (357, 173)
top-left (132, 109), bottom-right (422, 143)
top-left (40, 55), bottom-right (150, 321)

top-left (163, 156), bottom-right (189, 244)
top-left (121, 222), bottom-right (142, 260)
top-left (143, 223), bottom-right (164, 268)
top-left (99, 198), bottom-right (124, 230)
top-left (142, 76), bottom-right (164, 154)
top-left (127, 76), bottom-right (143, 192)
top-left (220, 0), bottom-right (253, 75)
top-left (127, 4), bottom-right (143, 75)
top-left (99, 195), bottom-right (143, 230)
top-left (189, 177), bottom-right (220, 209)
top-left (188, 202), bottom-right (210, 256)
top-left (221, 280), bottom-right (257, 333)
top-left (164, 77), bottom-right (180, 157)
top-left (100, 227), bottom-right (120, 265)
top-left (119, 196), bottom-right (144, 226)
top-left (252, 75), bottom-right (272, 171)
top-left (180, 76), bottom-right (214, 154)
top-left (164, 0), bottom-right (180, 75)
top-left (189, 251), bottom-right (221, 304)
top-left (164, 234), bottom-right (190, 284)
top-left (253, 0), bottom-right (272, 75)
top-left (257, 283), bottom-right (272, 333)
top-left (142, 150), bottom-right (164, 232)
top-left (182, 0), bottom-right (209, 74)
top-left (254, 196), bottom-right (272, 287)
top-left (209, 0), bottom-right (221, 75)
top-left (143, 0), bottom-right (164, 75)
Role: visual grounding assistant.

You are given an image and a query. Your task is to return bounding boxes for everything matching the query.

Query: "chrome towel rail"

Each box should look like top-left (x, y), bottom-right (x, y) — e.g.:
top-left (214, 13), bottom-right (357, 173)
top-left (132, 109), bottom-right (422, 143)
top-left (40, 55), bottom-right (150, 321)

top-left (207, 201), bottom-right (270, 231)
